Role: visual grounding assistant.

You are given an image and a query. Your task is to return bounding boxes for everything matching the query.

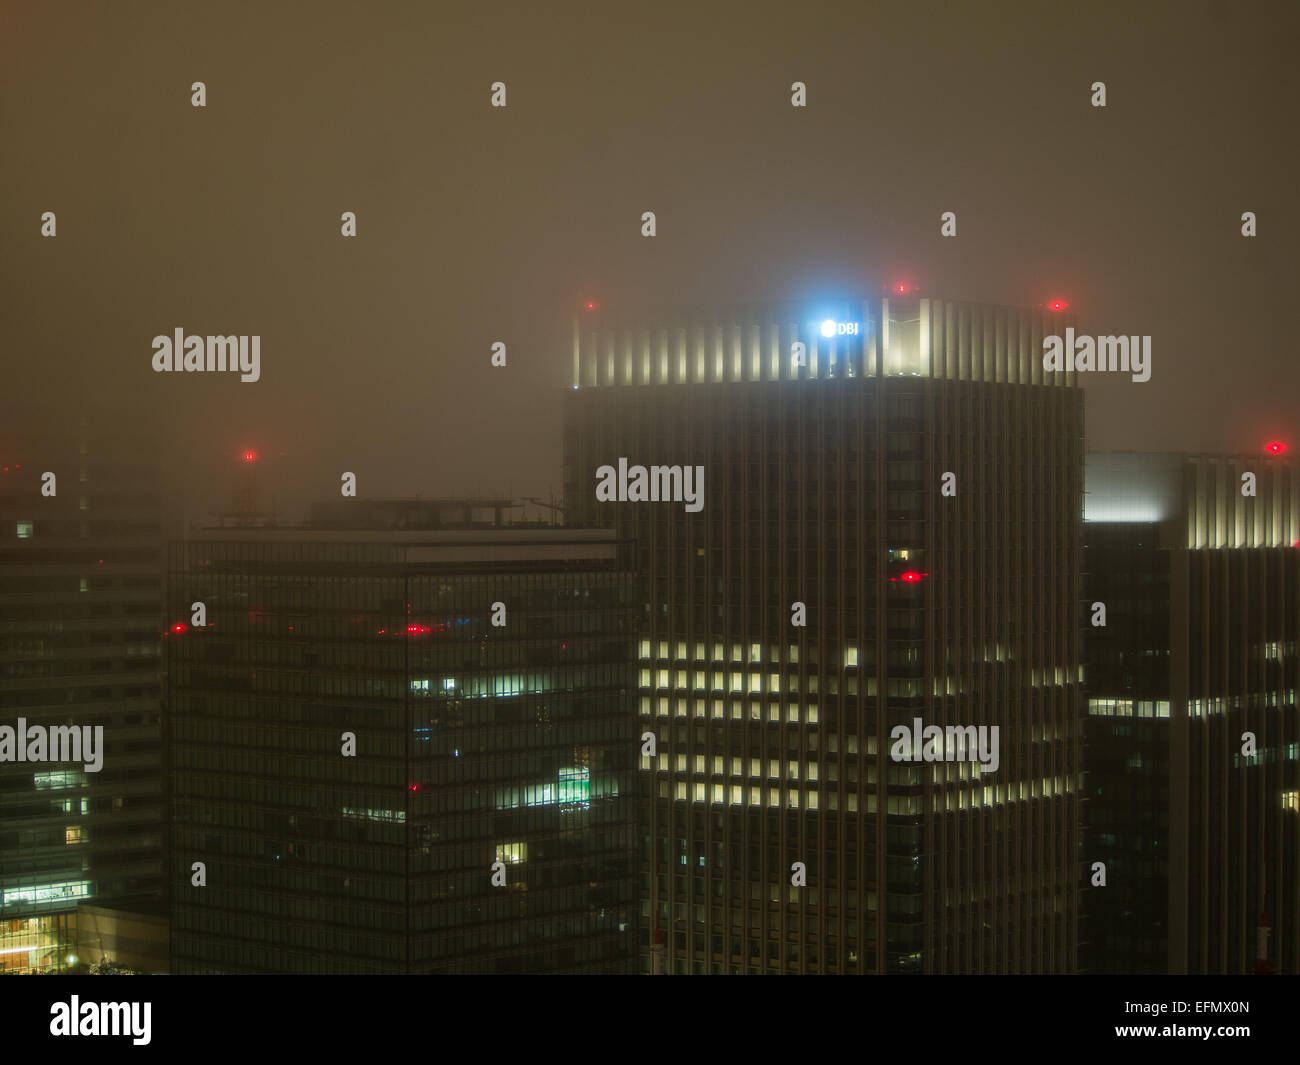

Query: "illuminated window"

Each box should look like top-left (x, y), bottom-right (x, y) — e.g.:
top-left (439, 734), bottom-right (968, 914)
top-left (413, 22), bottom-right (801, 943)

top-left (844, 647), bottom-right (858, 668)
top-left (1283, 791), bottom-right (1299, 812)
top-left (16, 521), bottom-right (33, 539)
top-left (35, 771), bottom-right (84, 790)
top-left (65, 827), bottom-right (83, 845)
top-left (495, 842), bottom-right (527, 863)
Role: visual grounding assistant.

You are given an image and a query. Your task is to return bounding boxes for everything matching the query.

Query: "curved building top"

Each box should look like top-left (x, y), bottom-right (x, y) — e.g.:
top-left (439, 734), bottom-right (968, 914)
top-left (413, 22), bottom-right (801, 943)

top-left (571, 296), bottom-right (1079, 389)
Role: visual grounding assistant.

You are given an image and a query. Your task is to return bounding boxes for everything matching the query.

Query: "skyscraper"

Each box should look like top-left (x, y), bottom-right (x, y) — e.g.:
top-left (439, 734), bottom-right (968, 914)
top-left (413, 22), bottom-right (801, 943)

top-left (0, 423), bottom-right (168, 973)
top-left (166, 507), bottom-right (638, 973)
top-left (564, 295), bottom-right (1084, 973)
top-left (1082, 451), bottom-right (1300, 973)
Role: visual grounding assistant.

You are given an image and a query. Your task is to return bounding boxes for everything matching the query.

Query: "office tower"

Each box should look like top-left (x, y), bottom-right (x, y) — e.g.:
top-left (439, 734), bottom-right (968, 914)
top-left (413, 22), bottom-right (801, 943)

top-left (1083, 451), bottom-right (1300, 974)
top-left (0, 423), bottom-right (167, 974)
top-left (166, 506), bottom-right (638, 973)
top-left (564, 295), bottom-right (1084, 973)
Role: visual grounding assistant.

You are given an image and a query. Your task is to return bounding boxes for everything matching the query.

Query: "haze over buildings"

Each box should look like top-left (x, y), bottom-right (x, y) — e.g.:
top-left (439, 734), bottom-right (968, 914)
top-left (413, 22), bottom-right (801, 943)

top-left (565, 295), bottom-right (1083, 973)
top-left (1, 0), bottom-right (1297, 989)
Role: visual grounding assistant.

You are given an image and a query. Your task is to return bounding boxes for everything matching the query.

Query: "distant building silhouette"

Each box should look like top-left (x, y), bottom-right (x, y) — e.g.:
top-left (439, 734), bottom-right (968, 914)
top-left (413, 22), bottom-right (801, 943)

top-left (1083, 451), bottom-right (1300, 974)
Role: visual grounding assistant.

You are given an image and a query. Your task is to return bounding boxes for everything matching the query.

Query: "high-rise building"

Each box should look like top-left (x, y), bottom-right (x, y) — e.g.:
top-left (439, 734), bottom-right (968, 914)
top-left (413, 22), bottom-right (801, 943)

top-left (564, 295), bottom-right (1084, 973)
top-left (166, 507), bottom-right (638, 973)
top-left (0, 422), bottom-right (168, 974)
top-left (1082, 451), bottom-right (1300, 974)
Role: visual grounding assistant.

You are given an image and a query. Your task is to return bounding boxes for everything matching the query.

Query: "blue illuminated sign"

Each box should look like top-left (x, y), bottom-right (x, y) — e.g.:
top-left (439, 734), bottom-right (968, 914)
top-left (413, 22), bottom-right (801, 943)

top-left (819, 319), bottom-right (859, 338)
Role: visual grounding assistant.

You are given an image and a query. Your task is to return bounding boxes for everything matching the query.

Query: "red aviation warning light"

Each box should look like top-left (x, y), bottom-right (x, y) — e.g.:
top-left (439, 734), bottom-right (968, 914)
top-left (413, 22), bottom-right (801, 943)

top-left (890, 570), bottom-right (928, 583)
top-left (169, 623), bottom-right (188, 634)
top-left (241, 450), bottom-right (257, 463)
top-left (1047, 300), bottom-right (1069, 312)
top-left (1265, 441), bottom-right (1287, 455)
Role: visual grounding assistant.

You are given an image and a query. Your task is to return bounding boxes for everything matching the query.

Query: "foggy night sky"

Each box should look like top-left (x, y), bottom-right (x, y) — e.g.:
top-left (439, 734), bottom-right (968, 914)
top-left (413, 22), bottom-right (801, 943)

top-left (2, 0), bottom-right (1296, 523)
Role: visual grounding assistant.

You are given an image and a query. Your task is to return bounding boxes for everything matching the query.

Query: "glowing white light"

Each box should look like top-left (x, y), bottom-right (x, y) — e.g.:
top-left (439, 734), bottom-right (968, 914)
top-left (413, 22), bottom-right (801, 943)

top-left (819, 320), bottom-right (860, 337)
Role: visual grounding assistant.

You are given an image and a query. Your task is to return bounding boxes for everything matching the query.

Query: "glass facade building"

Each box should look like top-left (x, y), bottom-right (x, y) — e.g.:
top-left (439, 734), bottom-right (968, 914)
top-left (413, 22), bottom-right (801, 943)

top-left (167, 523), bottom-right (638, 973)
top-left (564, 296), bottom-right (1084, 973)
top-left (1080, 519), bottom-right (1171, 972)
top-left (0, 423), bottom-right (167, 974)
top-left (1083, 452), bottom-right (1300, 973)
